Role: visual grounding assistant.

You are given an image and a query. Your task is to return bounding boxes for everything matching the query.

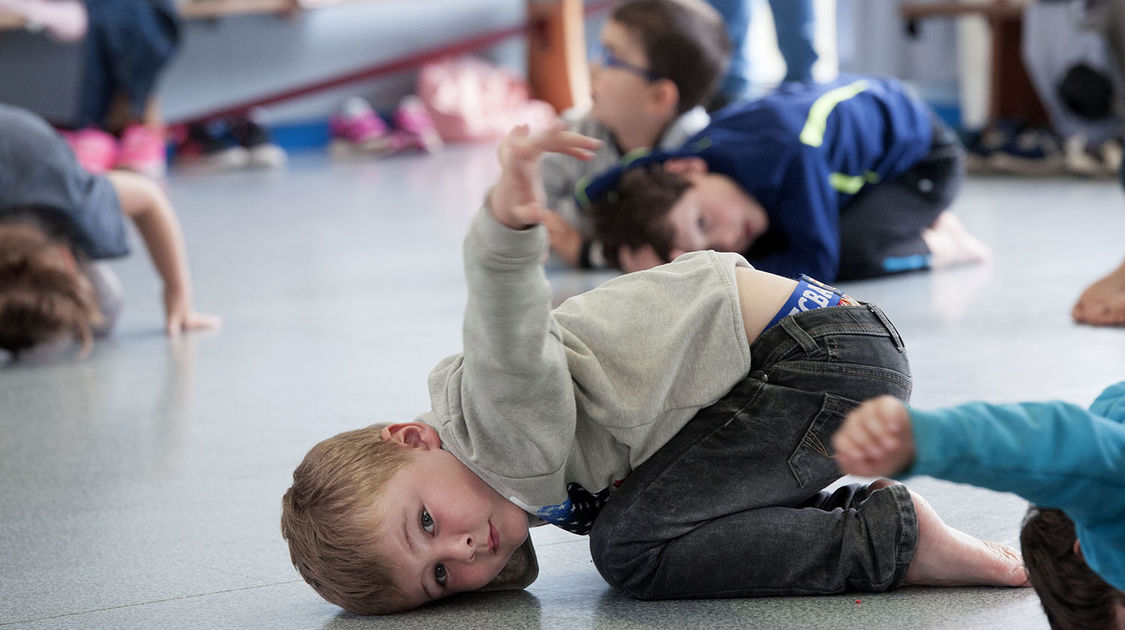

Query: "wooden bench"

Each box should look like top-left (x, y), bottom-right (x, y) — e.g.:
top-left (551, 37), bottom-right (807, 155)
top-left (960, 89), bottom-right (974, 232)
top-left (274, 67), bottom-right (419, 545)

top-left (0, 11), bottom-right (28, 30)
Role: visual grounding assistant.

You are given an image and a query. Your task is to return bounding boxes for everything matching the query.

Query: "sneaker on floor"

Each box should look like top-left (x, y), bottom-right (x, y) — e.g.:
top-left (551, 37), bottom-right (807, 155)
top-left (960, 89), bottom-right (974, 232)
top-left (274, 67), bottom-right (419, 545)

top-left (1063, 135), bottom-right (1112, 177)
top-left (329, 96), bottom-right (392, 158)
top-left (174, 120), bottom-right (249, 171)
top-left (391, 95), bottom-right (443, 153)
top-left (115, 124), bottom-right (167, 178)
top-left (231, 113), bottom-right (286, 169)
top-left (60, 127), bottom-right (118, 174)
top-left (985, 127), bottom-right (1065, 176)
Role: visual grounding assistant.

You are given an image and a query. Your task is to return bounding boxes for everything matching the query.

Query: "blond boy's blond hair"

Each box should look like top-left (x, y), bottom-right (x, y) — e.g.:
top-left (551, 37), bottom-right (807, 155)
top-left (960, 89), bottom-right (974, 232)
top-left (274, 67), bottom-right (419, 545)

top-left (280, 423), bottom-right (414, 614)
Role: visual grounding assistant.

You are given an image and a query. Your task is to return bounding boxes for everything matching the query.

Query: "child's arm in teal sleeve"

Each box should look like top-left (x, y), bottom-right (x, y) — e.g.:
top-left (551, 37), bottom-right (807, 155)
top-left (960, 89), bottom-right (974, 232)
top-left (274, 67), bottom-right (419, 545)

top-left (909, 391), bottom-right (1125, 525)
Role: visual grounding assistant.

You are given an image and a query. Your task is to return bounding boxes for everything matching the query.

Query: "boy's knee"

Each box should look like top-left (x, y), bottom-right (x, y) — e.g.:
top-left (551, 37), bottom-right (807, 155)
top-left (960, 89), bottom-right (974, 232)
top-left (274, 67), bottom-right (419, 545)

top-left (589, 512), bottom-right (662, 599)
top-left (588, 517), bottom-right (623, 589)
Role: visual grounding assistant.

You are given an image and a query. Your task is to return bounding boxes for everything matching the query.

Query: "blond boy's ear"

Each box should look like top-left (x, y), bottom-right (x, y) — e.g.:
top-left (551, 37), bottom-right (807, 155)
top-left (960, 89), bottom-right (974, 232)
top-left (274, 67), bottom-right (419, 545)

top-left (381, 422), bottom-right (442, 450)
top-left (662, 157), bottom-right (709, 178)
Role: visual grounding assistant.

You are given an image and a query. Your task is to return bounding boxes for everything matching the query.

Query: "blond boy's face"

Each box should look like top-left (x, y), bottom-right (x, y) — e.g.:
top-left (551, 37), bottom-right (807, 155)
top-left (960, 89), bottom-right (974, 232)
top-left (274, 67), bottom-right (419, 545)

top-left (590, 19), bottom-right (658, 131)
top-left (373, 423), bottom-right (530, 609)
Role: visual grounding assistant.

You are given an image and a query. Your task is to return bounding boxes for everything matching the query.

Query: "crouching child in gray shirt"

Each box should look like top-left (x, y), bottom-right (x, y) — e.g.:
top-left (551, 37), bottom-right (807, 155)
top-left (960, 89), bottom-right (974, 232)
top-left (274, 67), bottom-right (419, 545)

top-left (281, 123), bottom-right (1030, 615)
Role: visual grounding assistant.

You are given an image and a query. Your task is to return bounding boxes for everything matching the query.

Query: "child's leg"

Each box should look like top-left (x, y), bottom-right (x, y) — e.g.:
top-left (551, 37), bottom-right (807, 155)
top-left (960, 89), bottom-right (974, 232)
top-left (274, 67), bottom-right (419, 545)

top-left (837, 119), bottom-right (988, 279)
top-left (85, 0), bottom-right (180, 131)
top-left (591, 305), bottom-right (916, 598)
top-left (1072, 257), bottom-right (1125, 326)
top-left (590, 304), bottom-right (1025, 599)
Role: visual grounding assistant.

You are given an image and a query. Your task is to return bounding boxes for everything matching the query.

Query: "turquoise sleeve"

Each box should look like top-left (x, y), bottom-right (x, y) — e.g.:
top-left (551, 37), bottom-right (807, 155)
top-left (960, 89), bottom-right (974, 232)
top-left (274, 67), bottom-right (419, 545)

top-left (907, 386), bottom-right (1125, 526)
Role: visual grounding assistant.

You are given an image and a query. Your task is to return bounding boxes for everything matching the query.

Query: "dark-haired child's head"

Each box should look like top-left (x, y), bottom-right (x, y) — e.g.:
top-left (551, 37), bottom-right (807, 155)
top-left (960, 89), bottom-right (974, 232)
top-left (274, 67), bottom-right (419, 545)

top-left (590, 158), bottom-right (768, 268)
top-left (590, 0), bottom-right (730, 136)
top-left (0, 221), bottom-right (102, 356)
top-left (1021, 507), bottom-right (1125, 629)
top-left (281, 422), bottom-right (530, 614)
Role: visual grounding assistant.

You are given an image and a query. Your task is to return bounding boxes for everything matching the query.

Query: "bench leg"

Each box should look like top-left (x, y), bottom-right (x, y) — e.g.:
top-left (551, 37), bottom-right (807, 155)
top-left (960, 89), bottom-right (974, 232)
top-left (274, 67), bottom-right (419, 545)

top-left (527, 0), bottom-right (590, 113)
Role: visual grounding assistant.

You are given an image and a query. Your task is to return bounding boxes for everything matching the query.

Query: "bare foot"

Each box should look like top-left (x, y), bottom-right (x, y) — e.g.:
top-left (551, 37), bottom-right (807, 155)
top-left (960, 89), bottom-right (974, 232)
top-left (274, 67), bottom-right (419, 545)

top-left (922, 211), bottom-right (993, 269)
top-left (1072, 259), bottom-right (1125, 326)
top-left (902, 490), bottom-right (1029, 587)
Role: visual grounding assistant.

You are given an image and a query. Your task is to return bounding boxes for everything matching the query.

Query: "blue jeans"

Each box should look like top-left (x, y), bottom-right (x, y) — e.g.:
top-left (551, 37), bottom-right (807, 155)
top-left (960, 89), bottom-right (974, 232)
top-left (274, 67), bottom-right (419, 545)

top-left (589, 304), bottom-right (917, 599)
top-left (710, 0), bottom-right (818, 100)
top-left (78, 0), bottom-right (181, 128)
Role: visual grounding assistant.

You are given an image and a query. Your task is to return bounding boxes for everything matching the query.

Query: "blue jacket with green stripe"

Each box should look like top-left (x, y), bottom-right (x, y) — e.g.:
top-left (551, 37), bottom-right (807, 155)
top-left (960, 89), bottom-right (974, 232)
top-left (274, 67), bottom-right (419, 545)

top-left (579, 75), bottom-right (933, 281)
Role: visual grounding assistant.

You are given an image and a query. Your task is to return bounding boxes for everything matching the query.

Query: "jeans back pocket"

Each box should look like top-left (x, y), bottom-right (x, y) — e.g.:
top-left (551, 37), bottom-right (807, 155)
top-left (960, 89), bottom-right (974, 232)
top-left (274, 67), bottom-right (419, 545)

top-left (787, 392), bottom-right (858, 488)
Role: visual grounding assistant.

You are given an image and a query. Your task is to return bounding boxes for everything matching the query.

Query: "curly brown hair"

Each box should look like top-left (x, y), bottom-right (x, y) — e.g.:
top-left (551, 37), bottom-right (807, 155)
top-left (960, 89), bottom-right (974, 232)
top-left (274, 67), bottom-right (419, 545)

top-left (588, 164), bottom-right (689, 268)
top-left (0, 221), bottom-right (102, 356)
top-left (612, 0), bottom-right (731, 114)
top-left (1021, 506), bottom-right (1125, 629)
top-left (280, 423), bottom-right (416, 615)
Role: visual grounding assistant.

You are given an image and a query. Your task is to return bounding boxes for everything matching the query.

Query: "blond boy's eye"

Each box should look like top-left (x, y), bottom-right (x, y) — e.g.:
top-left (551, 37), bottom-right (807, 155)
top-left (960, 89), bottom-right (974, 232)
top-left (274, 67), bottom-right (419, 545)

top-left (435, 563), bottom-right (447, 586)
top-left (420, 508), bottom-right (435, 534)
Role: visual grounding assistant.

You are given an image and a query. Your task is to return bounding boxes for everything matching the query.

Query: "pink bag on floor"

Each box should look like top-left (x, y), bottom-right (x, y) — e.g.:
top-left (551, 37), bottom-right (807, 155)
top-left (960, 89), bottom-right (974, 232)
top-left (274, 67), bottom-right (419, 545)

top-left (418, 56), bottom-right (557, 142)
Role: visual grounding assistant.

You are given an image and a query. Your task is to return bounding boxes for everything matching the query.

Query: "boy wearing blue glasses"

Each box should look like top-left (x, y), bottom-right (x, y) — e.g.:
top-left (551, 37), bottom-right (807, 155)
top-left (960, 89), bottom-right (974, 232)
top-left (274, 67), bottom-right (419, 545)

top-left (540, 0), bottom-right (731, 269)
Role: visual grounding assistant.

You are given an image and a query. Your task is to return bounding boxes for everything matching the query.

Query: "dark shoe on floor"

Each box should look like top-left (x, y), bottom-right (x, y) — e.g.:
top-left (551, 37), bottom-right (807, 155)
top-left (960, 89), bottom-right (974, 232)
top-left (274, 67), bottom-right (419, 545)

top-left (174, 120), bottom-right (249, 171)
top-left (231, 111), bottom-right (287, 169)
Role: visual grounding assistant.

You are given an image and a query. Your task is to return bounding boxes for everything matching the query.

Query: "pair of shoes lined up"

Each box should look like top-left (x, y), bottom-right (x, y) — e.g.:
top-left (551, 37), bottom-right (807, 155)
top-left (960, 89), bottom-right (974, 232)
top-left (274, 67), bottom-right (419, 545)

top-left (173, 111), bottom-right (287, 171)
top-left (963, 122), bottom-right (1065, 176)
top-left (61, 124), bottom-right (167, 179)
top-left (329, 96), bottom-right (443, 159)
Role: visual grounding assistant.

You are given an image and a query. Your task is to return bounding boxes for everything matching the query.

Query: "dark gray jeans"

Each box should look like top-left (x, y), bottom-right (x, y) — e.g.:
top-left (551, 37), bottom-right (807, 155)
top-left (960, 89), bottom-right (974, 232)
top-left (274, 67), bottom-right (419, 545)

top-left (589, 304), bottom-right (918, 599)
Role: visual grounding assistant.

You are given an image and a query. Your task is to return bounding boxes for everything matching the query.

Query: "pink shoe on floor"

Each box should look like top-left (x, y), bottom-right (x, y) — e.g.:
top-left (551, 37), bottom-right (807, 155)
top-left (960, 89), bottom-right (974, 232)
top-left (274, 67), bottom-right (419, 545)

top-left (329, 96), bottom-right (392, 157)
top-left (61, 127), bottom-right (118, 174)
top-left (115, 124), bottom-right (167, 178)
top-left (391, 95), bottom-right (443, 153)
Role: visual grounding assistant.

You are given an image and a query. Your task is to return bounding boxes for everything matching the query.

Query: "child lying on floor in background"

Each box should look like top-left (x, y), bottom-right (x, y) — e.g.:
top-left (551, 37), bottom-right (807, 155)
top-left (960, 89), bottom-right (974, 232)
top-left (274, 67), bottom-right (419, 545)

top-left (0, 104), bottom-right (219, 357)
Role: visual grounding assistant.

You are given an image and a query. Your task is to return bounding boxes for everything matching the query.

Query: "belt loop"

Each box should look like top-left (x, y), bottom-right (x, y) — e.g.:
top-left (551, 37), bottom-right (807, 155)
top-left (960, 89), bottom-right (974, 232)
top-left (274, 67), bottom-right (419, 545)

top-left (868, 303), bottom-right (905, 352)
top-left (779, 315), bottom-right (820, 356)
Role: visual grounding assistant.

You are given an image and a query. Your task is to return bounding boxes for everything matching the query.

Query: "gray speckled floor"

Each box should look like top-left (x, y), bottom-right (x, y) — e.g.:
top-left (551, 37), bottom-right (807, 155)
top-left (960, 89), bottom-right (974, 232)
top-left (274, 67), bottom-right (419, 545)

top-left (2, 144), bottom-right (1123, 630)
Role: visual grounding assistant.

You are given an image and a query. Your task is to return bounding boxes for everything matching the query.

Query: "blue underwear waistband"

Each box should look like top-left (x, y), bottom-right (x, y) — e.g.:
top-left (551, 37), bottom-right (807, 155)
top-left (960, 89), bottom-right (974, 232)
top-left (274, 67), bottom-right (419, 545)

top-left (765, 274), bottom-right (857, 331)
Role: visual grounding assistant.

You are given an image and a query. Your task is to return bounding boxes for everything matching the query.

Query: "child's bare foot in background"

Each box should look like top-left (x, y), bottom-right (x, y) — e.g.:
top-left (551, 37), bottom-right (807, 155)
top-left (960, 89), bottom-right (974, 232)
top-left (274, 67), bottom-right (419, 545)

top-left (922, 211), bottom-right (992, 269)
top-left (1073, 258), bottom-right (1125, 326)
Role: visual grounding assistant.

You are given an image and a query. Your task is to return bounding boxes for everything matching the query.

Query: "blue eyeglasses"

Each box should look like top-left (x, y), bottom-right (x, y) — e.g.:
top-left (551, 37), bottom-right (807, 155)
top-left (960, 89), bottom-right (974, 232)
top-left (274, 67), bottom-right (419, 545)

top-left (590, 43), bottom-right (662, 82)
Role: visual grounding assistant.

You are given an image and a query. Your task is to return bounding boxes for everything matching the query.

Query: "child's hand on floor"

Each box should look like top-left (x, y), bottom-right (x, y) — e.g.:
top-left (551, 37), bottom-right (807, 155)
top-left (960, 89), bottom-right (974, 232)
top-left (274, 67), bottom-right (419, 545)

top-left (163, 286), bottom-right (221, 336)
top-left (832, 395), bottom-right (916, 477)
top-left (489, 123), bottom-right (600, 231)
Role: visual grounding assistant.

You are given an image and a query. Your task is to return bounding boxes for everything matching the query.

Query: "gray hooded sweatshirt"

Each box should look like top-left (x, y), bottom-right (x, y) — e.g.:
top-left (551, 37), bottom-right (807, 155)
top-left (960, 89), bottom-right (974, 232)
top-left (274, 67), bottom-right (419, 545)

top-left (419, 208), bottom-right (753, 537)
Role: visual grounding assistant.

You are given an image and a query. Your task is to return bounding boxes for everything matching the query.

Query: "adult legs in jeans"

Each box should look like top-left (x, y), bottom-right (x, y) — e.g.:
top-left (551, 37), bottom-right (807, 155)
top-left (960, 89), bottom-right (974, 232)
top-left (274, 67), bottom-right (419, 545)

top-left (707, 0), bottom-right (816, 103)
top-left (769, 0), bottom-right (817, 83)
top-left (589, 305), bottom-right (916, 599)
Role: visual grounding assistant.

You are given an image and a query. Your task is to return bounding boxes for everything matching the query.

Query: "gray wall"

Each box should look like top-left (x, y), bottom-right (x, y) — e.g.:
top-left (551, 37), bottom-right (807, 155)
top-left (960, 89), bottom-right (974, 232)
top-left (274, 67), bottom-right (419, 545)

top-left (0, 0), bottom-right (967, 128)
top-left (836, 0), bottom-right (961, 106)
top-left (0, 0), bottom-right (526, 126)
